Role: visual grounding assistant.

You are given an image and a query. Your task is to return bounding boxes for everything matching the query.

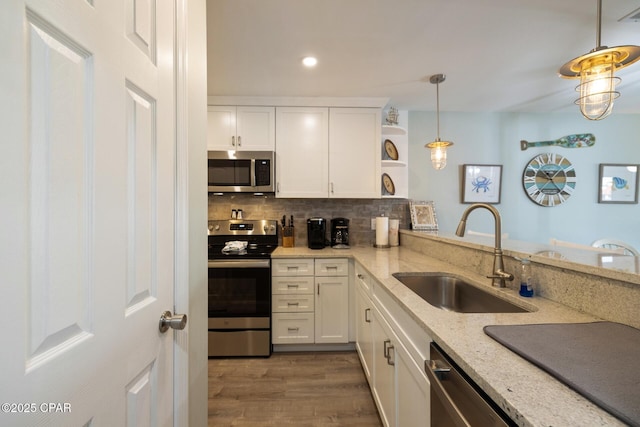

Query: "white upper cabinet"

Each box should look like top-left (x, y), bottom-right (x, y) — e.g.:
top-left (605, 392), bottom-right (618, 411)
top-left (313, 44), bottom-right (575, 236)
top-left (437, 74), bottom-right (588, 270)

top-left (275, 107), bottom-right (330, 198)
top-left (275, 106), bottom-right (381, 198)
top-left (207, 106), bottom-right (275, 151)
top-left (329, 108), bottom-right (381, 198)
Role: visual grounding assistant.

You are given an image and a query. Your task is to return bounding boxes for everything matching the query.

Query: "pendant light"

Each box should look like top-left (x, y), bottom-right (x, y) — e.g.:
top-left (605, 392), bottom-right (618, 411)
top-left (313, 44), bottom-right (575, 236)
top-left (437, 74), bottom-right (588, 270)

top-left (425, 74), bottom-right (453, 170)
top-left (559, 0), bottom-right (640, 120)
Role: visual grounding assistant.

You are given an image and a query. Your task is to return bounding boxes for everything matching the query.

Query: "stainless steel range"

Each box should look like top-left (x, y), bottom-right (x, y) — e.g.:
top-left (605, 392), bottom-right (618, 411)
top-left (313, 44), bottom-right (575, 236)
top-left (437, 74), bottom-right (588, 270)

top-left (207, 219), bottom-right (278, 357)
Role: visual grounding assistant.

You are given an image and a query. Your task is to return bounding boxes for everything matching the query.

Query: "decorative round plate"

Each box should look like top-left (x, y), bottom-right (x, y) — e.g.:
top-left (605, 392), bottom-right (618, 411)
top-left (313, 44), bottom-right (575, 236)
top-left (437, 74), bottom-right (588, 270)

top-left (384, 139), bottom-right (399, 160)
top-left (382, 173), bottom-right (395, 195)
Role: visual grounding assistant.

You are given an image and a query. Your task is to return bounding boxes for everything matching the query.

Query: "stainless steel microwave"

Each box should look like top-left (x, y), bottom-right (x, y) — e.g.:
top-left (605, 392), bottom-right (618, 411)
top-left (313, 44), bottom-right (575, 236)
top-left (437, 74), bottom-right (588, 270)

top-left (207, 151), bottom-right (275, 194)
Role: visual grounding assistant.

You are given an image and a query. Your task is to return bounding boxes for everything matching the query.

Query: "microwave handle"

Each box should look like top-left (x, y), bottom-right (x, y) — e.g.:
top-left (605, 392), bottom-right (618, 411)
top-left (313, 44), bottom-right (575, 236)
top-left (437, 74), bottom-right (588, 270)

top-left (251, 159), bottom-right (256, 187)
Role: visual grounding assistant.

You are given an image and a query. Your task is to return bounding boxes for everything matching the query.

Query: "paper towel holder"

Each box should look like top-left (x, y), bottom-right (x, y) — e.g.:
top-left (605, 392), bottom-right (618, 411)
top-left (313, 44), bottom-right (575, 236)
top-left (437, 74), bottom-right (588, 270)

top-left (374, 215), bottom-right (391, 249)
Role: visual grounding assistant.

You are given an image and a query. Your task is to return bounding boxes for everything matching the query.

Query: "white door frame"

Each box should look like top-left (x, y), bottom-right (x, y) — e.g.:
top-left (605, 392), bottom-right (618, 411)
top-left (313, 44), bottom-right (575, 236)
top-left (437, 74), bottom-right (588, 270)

top-left (175, 0), bottom-right (208, 426)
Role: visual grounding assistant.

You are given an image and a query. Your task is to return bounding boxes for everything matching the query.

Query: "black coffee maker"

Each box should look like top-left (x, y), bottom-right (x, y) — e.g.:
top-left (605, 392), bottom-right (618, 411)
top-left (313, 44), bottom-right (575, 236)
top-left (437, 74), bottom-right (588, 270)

top-left (331, 218), bottom-right (350, 249)
top-left (307, 217), bottom-right (326, 249)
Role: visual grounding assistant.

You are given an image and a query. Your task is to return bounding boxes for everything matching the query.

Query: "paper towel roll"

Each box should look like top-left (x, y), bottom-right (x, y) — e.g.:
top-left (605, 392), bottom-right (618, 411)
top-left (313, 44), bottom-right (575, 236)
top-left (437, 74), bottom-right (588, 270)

top-left (389, 219), bottom-right (399, 246)
top-left (376, 216), bottom-right (389, 247)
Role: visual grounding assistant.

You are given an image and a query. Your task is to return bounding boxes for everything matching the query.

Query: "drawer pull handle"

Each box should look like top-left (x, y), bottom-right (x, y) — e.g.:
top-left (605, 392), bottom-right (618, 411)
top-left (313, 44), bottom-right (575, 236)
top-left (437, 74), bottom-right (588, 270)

top-left (287, 284), bottom-right (299, 288)
top-left (288, 327), bottom-right (299, 332)
top-left (287, 302), bottom-right (299, 306)
top-left (287, 266), bottom-right (299, 271)
top-left (386, 345), bottom-right (395, 366)
top-left (383, 339), bottom-right (392, 358)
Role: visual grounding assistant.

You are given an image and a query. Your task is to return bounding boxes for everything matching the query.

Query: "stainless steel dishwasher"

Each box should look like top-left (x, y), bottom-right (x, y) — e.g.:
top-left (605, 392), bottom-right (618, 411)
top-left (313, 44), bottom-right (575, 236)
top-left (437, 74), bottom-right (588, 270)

top-left (425, 343), bottom-right (516, 427)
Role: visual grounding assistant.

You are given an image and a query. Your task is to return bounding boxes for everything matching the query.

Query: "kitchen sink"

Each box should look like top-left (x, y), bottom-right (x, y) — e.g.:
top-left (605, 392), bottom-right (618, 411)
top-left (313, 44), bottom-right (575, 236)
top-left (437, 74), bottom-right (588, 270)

top-left (392, 272), bottom-right (530, 313)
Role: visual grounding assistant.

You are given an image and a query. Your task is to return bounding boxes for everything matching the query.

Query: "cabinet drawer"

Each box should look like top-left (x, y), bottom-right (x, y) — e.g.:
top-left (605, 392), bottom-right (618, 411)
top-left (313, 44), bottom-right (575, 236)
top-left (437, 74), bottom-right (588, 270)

top-left (315, 258), bottom-right (348, 276)
top-left (355, 263), bottom-right (372, 295)
top-left (272, 276), bottom-right (315, 294)
top-left (272, 259), bottom-right (315, 276)
top-left (272, 295), bottom-right (314, 312)
top-left (272, 313), bottom-right (314, 344)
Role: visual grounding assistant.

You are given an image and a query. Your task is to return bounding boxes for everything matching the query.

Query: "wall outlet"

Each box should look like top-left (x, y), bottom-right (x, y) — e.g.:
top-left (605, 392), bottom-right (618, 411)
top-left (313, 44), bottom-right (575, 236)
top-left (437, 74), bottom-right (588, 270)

top-left (371, 218), bottom-right (376, 230)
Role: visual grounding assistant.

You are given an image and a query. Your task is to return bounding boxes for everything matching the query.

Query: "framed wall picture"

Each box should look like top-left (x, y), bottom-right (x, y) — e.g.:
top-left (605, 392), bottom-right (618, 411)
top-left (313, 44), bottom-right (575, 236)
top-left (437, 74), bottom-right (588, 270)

top-left (409, 200), bottom-right (438, 231)
top-left (461, 164), bottom-right (502, 204)
top-left (598, 163), bottom-right (639, 204)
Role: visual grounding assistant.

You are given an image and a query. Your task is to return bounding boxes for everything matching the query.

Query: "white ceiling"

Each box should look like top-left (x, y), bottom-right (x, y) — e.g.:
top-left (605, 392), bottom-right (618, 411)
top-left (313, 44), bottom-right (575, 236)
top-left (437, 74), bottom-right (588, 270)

top-left (206, 0), bottom-right (640, 114)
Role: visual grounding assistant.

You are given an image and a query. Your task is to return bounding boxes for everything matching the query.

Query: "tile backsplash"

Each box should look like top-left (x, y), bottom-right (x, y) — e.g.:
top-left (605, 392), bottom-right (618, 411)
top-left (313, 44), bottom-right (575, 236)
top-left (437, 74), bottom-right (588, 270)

top-left (208, 194), bottom-right (411, 247)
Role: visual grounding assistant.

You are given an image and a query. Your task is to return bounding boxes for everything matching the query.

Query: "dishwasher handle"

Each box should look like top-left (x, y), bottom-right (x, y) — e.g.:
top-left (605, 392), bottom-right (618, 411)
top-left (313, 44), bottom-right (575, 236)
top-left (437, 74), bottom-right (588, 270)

top-left (425, 358), bottom-right (472, 427)
top-left (425, 345), bottom-right (512, 427)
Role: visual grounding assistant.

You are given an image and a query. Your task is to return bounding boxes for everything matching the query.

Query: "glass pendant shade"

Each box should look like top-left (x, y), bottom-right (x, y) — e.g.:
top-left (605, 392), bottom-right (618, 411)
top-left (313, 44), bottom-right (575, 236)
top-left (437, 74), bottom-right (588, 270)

top-left (576, 53), bottom-right (620, 120)
top-left (426, 140), bottom-right (452, 170)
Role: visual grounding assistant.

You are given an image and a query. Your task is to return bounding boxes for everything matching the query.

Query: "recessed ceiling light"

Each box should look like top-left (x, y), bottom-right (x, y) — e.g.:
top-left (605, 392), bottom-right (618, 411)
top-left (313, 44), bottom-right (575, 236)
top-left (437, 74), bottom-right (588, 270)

top-left (302, 56), bottom-right (318, 67)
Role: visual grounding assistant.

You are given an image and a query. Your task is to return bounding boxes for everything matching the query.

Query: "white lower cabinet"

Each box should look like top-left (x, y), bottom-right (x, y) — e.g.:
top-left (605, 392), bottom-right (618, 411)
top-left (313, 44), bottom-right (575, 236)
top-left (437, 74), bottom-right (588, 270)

top-left (396, 337), bottom-right (430, 427)
top-left (272, 258), bottom-right (349, 345)
top-left (372, 304), bottom-right (397, 427)
top-left (315, 275), bottom-right (349, 343)
top-left (355, 272), bottom-right (374, 382)
top-left (354, 262), bottom-right (431, 427)
top-left (272, 312), bottom-right (314, 344)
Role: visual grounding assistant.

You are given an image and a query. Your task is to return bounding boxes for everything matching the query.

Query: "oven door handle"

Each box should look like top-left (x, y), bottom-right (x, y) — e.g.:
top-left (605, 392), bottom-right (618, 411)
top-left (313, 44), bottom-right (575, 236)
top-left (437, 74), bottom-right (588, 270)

top-left (208, 260), bottom-right (270, 269)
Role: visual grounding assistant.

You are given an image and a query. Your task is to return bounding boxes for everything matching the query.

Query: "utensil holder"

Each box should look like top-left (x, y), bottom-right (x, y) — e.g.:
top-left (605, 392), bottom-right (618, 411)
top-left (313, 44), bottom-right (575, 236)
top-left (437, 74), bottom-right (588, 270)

top-left (282, 226), bottom-right (295, 248)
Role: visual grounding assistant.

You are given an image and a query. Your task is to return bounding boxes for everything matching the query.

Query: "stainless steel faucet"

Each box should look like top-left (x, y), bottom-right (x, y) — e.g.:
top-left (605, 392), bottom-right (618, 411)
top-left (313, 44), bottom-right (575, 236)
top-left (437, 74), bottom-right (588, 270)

top-left (455, 203), bottom-right (514, 288)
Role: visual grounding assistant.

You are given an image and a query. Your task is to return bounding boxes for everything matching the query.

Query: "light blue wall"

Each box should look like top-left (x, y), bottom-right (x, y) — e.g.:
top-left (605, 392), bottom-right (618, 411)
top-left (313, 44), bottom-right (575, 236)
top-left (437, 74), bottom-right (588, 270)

top-left (408, 111), bottom-right (640, 250)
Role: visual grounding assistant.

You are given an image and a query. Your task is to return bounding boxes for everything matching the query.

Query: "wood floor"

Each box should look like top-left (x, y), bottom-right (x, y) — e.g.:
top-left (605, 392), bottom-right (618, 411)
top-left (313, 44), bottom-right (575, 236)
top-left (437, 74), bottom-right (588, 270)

top-left (208, 351), bottom-right (383, 427)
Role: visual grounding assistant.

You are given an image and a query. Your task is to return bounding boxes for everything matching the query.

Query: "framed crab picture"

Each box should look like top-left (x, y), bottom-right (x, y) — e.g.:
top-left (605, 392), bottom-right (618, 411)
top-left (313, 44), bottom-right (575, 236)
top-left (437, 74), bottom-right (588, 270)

top-left (461, 164), bottom-right (503, 204)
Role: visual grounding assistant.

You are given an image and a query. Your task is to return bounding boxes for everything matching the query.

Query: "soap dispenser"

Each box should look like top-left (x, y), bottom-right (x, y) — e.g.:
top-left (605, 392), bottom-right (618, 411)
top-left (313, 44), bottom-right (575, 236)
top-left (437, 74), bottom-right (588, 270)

top-left (518, 258), bottom-right (534, 297)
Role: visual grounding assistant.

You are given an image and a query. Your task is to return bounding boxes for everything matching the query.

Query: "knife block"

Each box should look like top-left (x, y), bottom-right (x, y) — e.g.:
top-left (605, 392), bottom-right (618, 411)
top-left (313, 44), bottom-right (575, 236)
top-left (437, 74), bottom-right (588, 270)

top-left (282, 226), bottom-right (295, 248)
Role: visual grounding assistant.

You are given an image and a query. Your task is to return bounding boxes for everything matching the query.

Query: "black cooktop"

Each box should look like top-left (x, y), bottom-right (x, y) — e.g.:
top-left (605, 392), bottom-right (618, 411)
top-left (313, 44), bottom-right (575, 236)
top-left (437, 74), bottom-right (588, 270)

top-left (208, 219), bottom-right (278, 260)
top-left (208, 243), bottom-right (277, 260)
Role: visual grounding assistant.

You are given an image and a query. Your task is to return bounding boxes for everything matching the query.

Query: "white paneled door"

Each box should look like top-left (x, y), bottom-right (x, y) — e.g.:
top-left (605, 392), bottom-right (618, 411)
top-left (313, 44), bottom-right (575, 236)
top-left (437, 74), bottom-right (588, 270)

top-left (0, 1), bottom-right (184, 426)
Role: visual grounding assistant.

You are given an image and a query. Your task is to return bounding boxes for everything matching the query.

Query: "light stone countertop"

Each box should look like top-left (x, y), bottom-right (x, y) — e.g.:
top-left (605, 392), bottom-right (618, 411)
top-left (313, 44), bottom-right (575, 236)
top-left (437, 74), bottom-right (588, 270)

top-left (272, 245), bottom-right (626, 427)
